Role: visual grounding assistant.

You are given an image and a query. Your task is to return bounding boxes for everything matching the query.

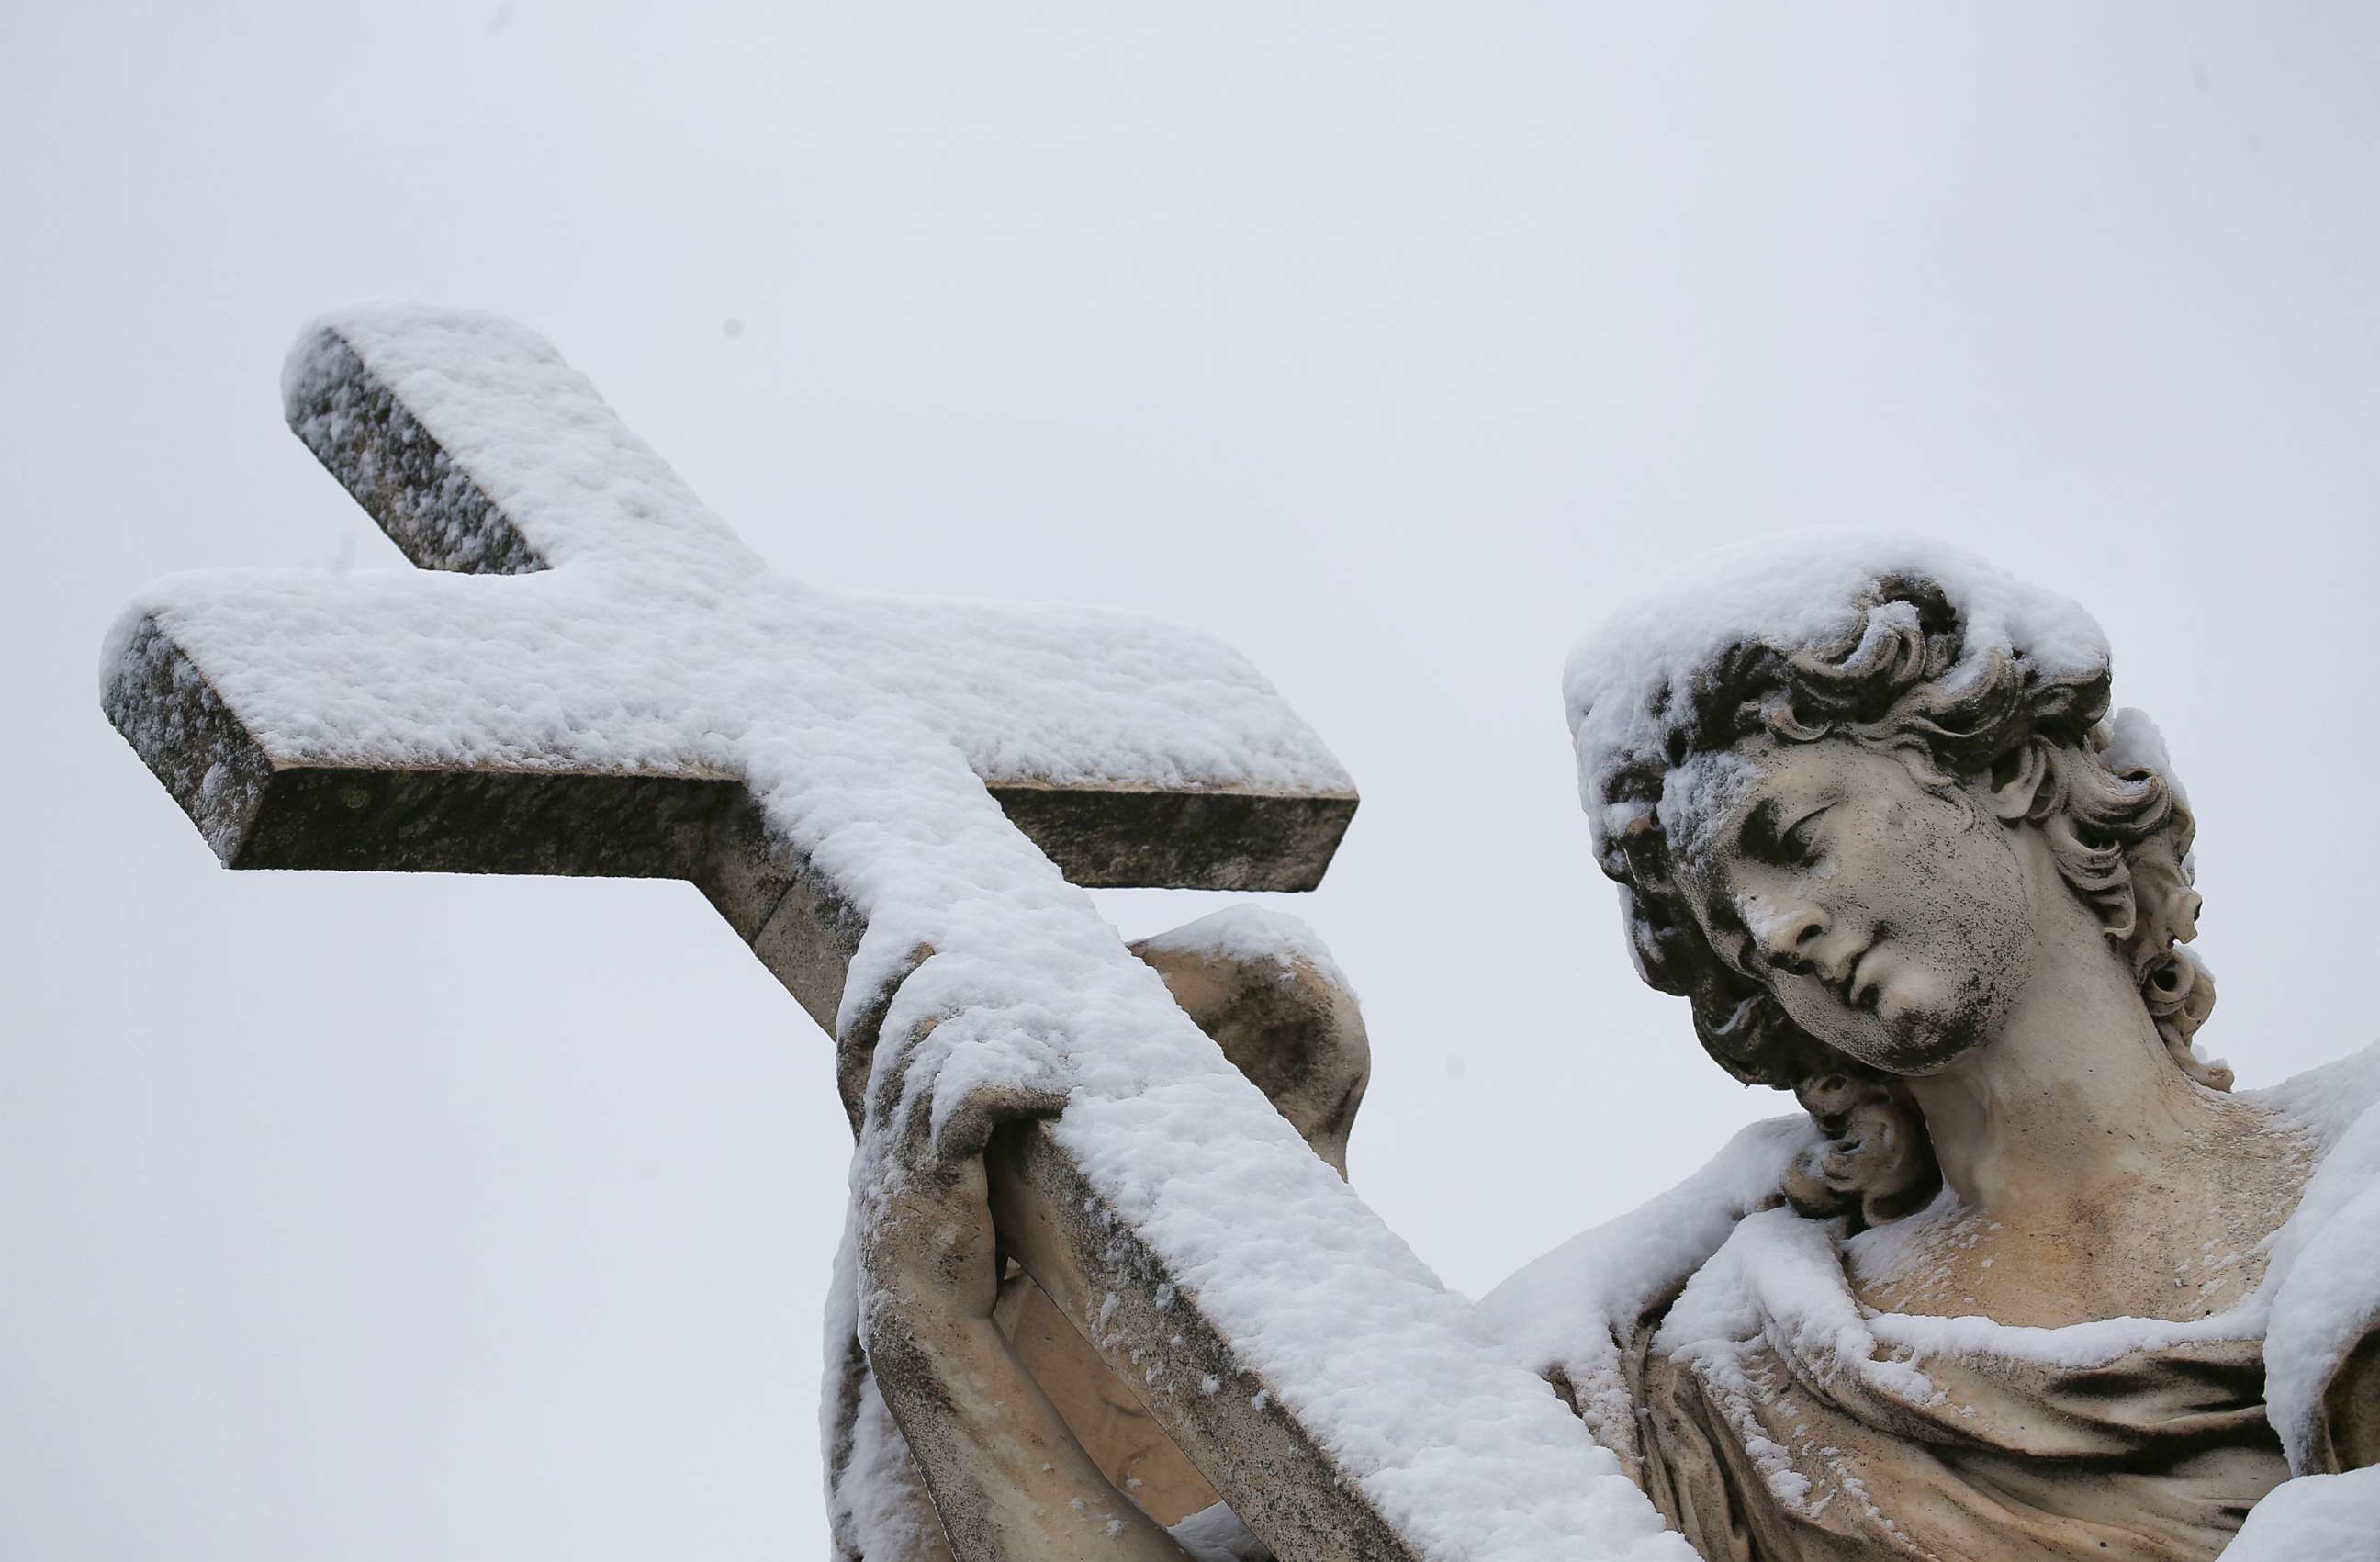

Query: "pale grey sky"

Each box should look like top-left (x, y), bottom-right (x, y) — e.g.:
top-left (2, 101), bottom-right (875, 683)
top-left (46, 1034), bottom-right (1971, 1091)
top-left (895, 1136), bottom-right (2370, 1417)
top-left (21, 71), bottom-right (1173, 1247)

top-left (6, 4), bottom-right (2377, 1556)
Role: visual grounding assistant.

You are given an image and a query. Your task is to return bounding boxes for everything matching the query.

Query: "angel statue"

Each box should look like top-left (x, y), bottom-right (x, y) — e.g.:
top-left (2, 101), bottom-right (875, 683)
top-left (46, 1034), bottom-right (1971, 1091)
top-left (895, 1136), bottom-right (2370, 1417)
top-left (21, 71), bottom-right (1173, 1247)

top-left (832, 537), bottom-right (2379, 1562)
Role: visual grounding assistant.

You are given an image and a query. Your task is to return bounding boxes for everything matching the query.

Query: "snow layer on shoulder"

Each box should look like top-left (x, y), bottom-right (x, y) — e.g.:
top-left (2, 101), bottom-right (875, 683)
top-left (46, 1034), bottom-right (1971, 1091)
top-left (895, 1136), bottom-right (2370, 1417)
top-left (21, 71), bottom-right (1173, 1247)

top-left (1477, 1116), bottom-right (1819, 1456)
top-left (2254, 1040), bottom-right (2380, 1152)
top-left (2253, 1041), bottom-right (2380, 1474)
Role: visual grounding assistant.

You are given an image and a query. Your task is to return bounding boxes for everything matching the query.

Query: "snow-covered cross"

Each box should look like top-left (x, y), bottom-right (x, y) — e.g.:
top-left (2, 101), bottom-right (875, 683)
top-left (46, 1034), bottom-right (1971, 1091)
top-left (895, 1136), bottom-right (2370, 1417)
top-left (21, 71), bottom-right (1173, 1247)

top-left (101, 308), bottom-right (1670, 1562)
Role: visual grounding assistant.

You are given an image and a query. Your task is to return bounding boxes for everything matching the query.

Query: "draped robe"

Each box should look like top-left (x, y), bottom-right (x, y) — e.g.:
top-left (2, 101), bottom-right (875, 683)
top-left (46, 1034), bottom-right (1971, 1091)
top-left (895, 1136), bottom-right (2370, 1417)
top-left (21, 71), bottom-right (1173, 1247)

top-left (1477, 1043), bottom-right (2380, 1561)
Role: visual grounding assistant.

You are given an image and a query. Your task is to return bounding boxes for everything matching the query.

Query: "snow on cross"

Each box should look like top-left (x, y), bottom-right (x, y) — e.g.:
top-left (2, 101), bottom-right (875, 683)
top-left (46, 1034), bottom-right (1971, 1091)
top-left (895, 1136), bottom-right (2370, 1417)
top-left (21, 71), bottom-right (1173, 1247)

top-left (100, 307), bottom-right (1682, 1562)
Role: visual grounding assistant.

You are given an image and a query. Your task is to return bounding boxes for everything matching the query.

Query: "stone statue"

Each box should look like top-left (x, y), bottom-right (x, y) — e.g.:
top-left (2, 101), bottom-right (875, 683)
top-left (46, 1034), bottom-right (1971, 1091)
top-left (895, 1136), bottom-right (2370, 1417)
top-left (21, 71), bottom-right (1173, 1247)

top-left (98, 313), bottom-right (2371, 1556)
top-left (855, 539), bottom-right (2380, 1559)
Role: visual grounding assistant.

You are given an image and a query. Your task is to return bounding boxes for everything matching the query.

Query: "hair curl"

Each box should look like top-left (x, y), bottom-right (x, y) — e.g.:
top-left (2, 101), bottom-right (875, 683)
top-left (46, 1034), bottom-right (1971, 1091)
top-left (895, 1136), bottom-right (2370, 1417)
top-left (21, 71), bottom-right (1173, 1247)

top-left (1593, 574), bottom-right (2222, 1230)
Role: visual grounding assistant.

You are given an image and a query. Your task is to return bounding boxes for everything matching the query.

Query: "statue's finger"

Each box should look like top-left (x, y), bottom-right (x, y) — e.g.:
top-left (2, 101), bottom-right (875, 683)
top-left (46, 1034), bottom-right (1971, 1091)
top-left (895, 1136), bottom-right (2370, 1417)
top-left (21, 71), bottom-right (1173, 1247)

top-left (837, 940), bottom-right (940, 1138)
top-left (926, 1077), bottom-right (1072, 1167)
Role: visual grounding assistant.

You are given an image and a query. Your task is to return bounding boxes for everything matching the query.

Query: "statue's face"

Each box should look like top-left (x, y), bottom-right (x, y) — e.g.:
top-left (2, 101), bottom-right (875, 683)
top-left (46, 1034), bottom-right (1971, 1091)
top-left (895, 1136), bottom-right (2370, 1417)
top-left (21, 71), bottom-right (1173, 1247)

top-left (1672, 736), bottom-right (2038, 1074)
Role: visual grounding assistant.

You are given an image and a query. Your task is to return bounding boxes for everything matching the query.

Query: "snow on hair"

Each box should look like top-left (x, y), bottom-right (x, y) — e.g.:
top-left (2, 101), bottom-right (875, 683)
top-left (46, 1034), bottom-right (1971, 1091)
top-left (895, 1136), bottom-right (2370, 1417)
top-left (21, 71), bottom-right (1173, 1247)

top-left (1577, 565), bottom-right (2219, 1230)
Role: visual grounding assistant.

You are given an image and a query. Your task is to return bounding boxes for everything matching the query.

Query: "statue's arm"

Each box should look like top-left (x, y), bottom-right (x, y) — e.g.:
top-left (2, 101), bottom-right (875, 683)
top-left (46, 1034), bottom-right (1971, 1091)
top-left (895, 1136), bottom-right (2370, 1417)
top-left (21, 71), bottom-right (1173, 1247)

top-left (848, 912), bottom-right (1364, 1562)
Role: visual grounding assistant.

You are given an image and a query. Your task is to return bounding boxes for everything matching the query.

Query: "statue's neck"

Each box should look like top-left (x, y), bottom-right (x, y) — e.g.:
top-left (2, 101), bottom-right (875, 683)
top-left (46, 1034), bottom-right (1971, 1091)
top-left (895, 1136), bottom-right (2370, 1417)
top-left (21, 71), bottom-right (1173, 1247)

top-left (1904, 901), bottom-right (2226, 1219)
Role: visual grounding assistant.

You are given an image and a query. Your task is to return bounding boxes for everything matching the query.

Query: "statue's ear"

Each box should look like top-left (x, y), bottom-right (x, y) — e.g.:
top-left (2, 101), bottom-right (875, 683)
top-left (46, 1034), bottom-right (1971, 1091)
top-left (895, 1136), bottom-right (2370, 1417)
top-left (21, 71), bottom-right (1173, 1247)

top-left (1982, 740), bottom-right (2049, 823)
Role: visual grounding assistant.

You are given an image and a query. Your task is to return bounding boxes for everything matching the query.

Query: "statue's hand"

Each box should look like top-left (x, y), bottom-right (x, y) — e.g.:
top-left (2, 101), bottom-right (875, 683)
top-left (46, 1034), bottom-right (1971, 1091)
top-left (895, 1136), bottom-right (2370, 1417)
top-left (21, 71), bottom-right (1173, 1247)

top-left (847, 948), bottom-right (1072, 1343)
top-left (854, 1053), bottom-right (1006, 1341)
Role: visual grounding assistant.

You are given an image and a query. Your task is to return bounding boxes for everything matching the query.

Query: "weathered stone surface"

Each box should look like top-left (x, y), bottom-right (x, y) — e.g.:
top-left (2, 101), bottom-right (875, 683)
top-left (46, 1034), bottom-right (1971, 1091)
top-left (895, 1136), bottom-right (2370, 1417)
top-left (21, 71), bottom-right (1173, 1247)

top-left (283, 320), bottom-right (551, 578)
top-left (983, 783), bottom-right (1353, 893)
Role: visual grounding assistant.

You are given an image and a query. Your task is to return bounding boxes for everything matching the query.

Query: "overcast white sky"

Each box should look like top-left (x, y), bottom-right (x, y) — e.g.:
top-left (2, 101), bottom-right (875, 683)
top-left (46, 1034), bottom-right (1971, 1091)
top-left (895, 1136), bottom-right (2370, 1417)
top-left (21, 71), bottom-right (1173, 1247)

top-left (6, 4), bottom-right (2378, 1556)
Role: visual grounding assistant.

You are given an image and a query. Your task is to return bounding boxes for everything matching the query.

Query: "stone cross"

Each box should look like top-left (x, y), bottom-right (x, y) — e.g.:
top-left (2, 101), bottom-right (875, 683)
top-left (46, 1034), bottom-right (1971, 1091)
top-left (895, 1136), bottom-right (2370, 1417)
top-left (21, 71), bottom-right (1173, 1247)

top-left (102, 309), bottom-right (1642, 1562)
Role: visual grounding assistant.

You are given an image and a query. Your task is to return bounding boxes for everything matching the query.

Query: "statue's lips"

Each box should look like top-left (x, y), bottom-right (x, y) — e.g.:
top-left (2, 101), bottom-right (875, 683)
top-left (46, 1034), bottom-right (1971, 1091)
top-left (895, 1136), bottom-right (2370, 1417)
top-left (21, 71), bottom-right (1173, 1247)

top-left (1846, 947), bottom-right (1886, 1012)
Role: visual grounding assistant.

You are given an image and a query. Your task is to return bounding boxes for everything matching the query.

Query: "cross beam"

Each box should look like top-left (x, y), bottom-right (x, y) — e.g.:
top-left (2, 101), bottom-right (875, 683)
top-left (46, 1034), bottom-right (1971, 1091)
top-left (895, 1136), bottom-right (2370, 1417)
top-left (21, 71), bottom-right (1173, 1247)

top-left (101, 308), bottom-right (1658, 1562)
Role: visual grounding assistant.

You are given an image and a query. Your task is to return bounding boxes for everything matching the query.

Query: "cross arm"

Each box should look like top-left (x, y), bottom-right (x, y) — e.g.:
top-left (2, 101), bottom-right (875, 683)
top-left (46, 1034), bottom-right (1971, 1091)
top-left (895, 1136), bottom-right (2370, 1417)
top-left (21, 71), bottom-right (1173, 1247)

top-left (99, 576), bottom-right (743, 873)
top-left (98, 558), bottom-right (871, 1028)
top-left (283, 304), bottom-right (763, 577)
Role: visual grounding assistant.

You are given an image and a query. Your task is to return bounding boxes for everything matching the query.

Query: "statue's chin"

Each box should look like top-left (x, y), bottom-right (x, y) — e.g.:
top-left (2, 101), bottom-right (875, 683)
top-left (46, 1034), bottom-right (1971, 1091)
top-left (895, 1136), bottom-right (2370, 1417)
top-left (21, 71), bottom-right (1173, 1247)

top-left (1799, 982), bottom-right (1997, 1077)
top-left (1869, 1014), bottom-right (1989, 1077)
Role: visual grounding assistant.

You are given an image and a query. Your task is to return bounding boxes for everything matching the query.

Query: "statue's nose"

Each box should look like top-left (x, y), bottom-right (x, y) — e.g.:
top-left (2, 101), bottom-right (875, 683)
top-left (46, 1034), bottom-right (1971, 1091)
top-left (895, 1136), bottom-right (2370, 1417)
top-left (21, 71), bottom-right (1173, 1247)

top-left (1751, 897), bottom-right (1830, 971)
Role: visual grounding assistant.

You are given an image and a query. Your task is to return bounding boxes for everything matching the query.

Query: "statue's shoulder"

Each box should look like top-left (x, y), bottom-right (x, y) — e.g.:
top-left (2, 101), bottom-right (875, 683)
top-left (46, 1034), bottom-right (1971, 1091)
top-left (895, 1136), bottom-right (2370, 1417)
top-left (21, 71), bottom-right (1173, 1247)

top-left (2253, 1039), bottom-right (2380, 1477)
top-left (2246, 1038), bottom-right (2380, 1152)
top-left (1476, 1115), bottom-right (1821, 1384)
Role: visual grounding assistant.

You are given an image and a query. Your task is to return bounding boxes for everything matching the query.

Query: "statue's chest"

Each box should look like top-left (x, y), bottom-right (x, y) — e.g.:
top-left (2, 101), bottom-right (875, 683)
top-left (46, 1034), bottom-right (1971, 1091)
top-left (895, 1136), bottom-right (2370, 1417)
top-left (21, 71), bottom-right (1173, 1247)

top-left (1846, 1167), bottom-right (2300, 1327)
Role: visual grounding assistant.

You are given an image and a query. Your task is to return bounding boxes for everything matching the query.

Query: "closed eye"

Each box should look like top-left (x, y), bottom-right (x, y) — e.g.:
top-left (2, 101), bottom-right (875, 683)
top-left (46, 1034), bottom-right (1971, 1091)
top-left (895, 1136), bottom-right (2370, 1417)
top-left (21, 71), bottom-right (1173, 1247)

top-left (1781, 804), bottom-right (1834, 863)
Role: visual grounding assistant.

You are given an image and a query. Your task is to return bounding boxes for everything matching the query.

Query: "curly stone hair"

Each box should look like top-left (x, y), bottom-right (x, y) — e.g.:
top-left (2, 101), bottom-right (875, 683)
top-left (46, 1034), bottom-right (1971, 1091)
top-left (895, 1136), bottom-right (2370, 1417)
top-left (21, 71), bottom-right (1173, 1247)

top-left (1588, 572), bottom-right (2222, 1230)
